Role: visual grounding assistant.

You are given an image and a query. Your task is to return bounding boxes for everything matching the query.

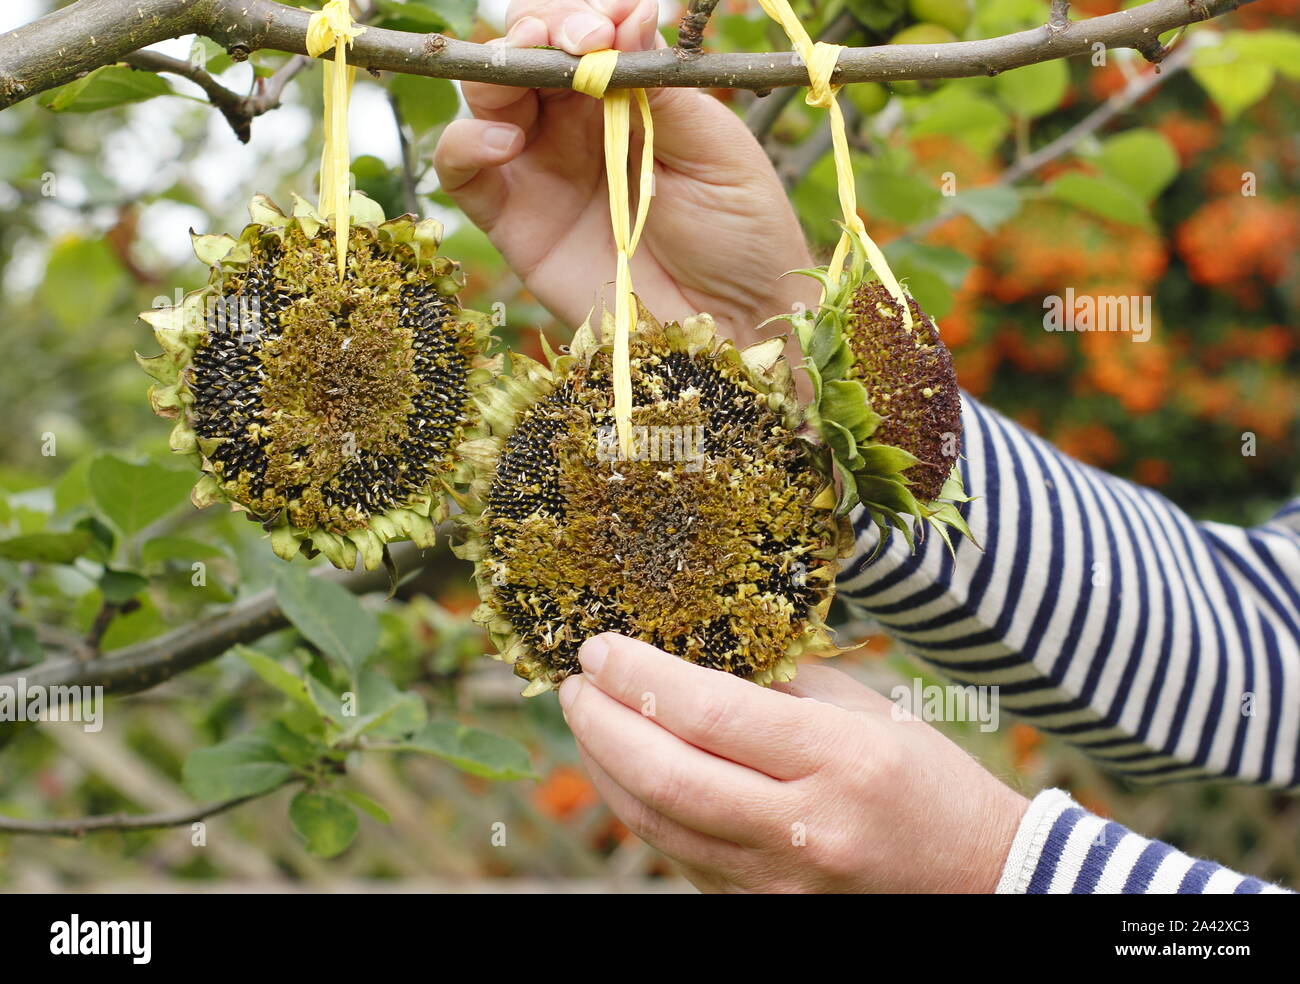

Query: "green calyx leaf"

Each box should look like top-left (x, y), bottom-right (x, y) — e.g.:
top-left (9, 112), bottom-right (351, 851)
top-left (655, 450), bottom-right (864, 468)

top-left (821, 379), bottom-right (883, 445)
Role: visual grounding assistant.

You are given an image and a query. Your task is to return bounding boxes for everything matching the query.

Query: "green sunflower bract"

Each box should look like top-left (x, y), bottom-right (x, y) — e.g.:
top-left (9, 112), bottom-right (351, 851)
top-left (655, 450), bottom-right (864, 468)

top-left (452, 304), bottom-right (854, 696)
top-left (137, 192), bottom-right (496, 570)
top-left (789, 226), bottom-right (975, 552)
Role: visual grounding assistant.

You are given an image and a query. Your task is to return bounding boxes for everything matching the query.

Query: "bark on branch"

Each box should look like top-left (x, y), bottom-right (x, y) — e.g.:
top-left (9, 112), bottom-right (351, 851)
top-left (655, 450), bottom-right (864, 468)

top-left (675, 0), bottom-right (723, 60)
top-left (0, 781), bottom-right (295, 837)
top-left (122, 48), bottom-right (258, 141)
top-left (0, 541), bottom-right (431, 697)
top-left (0, 0), bottom-right (1256, 111)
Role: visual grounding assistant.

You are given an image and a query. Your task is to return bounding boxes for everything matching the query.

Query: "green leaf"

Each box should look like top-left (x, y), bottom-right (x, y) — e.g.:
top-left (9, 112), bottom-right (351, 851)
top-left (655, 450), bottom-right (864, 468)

top-left (1093, 129), bottom-right (1179, 201)
top-left (88, 455), bottom-right (195, 537)
top-left (1048, 172), bottom-right (1152, 228)
top-left (0, 530), bottom-right (93, 564)
top-left (390, 73), bottom-right (459, 135)
top-left (307, 673), bottom-right (348, 726)
top-left (38, 64), bottom-right (174, 113)
top-left (258, 719), bottom-right (324, 768)
top-left (1191, 36), bottom-right (1276, 121)
top-left (339, 789), bottom-right (392, 824)
top-left (289, 791), bottom-right (359, 858)
top-left (395, 721), bottom-right (536, 780)
top-left (973, 0), bottom-right (1048, 36)
top-left (182, 734), bottom-right (294, 801)
top-left (857, 168), bottom-right (942, 225)
top-left (40, 236), bottom-right (120, 331)
top-left (373, 0), bottom-right (477, 36)
top-left (99, 569), bottom-right (148, 605)
top-left (278, 701), bottom-right (329, 744)
top-left (994, 58), bottom-right (1068, 118)
top-left (1, 622), bottom-right (41, 669)
top-left (98, 595), bottom-right (169, 649)
top-left (845, 0), bottom-right (907, 32)
top-left (716, 13), bottom-right (771, 52)
top-left (140, 536), bottom-right (225, 568)
top-left (908, 88), bottom-right (1010, 154)
top-left (235, 645), bottom-right (317, 711)
top-left (337, 670), bottom-right (428, 743)
top-left (189, 38), bottom-right (234, 76)
top-left (350, 155), bottom-right (405, 220)
top-left (792, 153), bottom-right (843, 246)
top-left (947, 185), bottom-right (1021, 230)
top-left (53, 457), bottom-right (94, 515)
top-left (1235, 29), bottom-right (1300, 80)
top-left (72, 516), bottom-right (115, 562)
top-left (898, 268), bottom-right (952, 318)
top-left (884, 241), bottom-right (972, 318)
top-left (273, 567), bottom-right (380, 678)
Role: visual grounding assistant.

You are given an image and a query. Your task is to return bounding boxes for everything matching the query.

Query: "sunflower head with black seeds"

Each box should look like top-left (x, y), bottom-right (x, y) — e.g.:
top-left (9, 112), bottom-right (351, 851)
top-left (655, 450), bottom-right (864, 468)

top-left (452, 304), bottom-right (854, 696)
top-left (137, 193), bottom-right (496, 569)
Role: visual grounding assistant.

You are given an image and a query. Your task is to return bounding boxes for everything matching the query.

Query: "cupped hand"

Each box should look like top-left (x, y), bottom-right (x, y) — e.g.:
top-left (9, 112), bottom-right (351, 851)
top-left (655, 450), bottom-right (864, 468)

top-left (432, 0), bottom-right (820, 344)
top-left (558, 633), bottom-right (1029, 893)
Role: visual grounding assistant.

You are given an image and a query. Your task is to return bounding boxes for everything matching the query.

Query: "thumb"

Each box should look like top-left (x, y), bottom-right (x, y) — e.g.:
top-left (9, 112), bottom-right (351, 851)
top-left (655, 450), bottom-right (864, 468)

top-left (431, 118), bottom-right (525, 232)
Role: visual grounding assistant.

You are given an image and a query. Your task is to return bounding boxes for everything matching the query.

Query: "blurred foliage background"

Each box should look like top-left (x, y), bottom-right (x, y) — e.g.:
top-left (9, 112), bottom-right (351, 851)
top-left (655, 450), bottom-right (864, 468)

top-left (0, 0), bottom-right (1297, 891)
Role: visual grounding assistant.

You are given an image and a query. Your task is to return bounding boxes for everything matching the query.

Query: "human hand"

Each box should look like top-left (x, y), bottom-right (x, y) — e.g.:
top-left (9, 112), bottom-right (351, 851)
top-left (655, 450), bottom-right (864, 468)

top-left (432, 0), bottom-right (820, 345)
top-left (558, 633), bottom-right (1028, 893)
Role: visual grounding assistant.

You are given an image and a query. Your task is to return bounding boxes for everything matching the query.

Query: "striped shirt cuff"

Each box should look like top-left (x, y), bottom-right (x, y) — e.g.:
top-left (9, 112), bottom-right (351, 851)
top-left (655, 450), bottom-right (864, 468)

top-left (995, 789), bottom-right (1293, 894)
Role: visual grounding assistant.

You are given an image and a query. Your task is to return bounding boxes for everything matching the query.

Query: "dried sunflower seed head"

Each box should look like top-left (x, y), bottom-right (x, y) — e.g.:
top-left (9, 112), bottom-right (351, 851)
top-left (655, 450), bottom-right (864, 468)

top-left (453, 303), bottom-right (853, 696)
top-left (788, 226), bottom-right (975, 551)
top-left (137, 192), bottom-right (497, 570)
top-left (843, 281), bottom-right (962, 503)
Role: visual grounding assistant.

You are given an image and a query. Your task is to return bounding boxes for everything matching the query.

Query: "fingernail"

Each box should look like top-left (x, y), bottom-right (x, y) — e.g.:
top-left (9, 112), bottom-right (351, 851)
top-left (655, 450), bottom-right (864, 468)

top-left (506, 15), bottom-right (542, 45)
top-left (558, 674), bottom-right (583, 712)
top-left (590, 0), bottom-right (618, 14)
top-left (559, 11), bottom-right (607, 53)
top-left (483, 124), bottom-right (517, 152)
top-left (640, 5), bottom-right (660, 49)
top-left (579, 635), bottom-right (609, 676)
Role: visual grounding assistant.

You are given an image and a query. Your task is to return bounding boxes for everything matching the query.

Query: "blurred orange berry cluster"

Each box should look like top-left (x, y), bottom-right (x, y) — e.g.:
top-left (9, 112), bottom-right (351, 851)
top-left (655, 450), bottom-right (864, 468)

top-left (1176, 196), bottom-right (1299, 305)
top-left (889, 71), bottom-right (1297, 502)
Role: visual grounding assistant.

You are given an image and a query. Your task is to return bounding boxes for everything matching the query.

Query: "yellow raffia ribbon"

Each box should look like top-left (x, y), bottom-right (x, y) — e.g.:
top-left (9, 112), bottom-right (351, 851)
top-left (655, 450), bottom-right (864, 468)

top-left (573, 49), bottom-right (655, 460)
top-left (755, 0), bottom-right (912, 330)
top-left (306, 0), bottom-right (366, 281)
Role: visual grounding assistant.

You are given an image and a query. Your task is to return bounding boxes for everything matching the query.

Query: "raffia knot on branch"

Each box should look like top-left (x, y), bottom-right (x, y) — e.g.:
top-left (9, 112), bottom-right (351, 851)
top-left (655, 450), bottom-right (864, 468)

top-left (755, 0), bottom-right (845, 106)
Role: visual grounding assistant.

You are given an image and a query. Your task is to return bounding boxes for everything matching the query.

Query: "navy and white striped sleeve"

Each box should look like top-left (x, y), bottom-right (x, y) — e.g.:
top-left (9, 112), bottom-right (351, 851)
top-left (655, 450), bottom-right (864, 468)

top-left (835, 394), bottom-right (1300, 894)
top-left (996, 789), bottom-right (1291, 893)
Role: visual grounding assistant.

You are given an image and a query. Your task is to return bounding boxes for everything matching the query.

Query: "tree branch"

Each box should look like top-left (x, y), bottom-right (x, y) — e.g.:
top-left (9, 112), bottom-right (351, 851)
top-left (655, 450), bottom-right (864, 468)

top-left (674, 0), bottom-right (722, 61)
top-left (1004, 40), bottom-right (1197, 181)
top-left (904, 38), bottom-right (1202, 242)
top-left (118, 1), bottom-right (379, 141)
top-left (389, 92), bottom-right (420, 216)
top-left (122, 48), bottom-right (258, 142)
top-left (246, 52), bottom-right (311, 115)
top-left (746, 8), bottom-right (864, 140)
top-left (0, 0), bottom-right (205, 109)
top-left (1049, 0), bottom-right (1072, 34)
top-left (0, 541), bottom-right (430, 697)
top-left (0, 0), bottom-right (1257, 111)
top-left (0, 780), bottom-right (295, 837)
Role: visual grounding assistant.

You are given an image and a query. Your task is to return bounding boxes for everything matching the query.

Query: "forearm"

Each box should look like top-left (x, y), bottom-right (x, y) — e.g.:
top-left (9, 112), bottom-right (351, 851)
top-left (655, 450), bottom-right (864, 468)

top-left (999, 790), bottom-right (1292, 893)
top-left (837, 393), bottom-right (1300, 789)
